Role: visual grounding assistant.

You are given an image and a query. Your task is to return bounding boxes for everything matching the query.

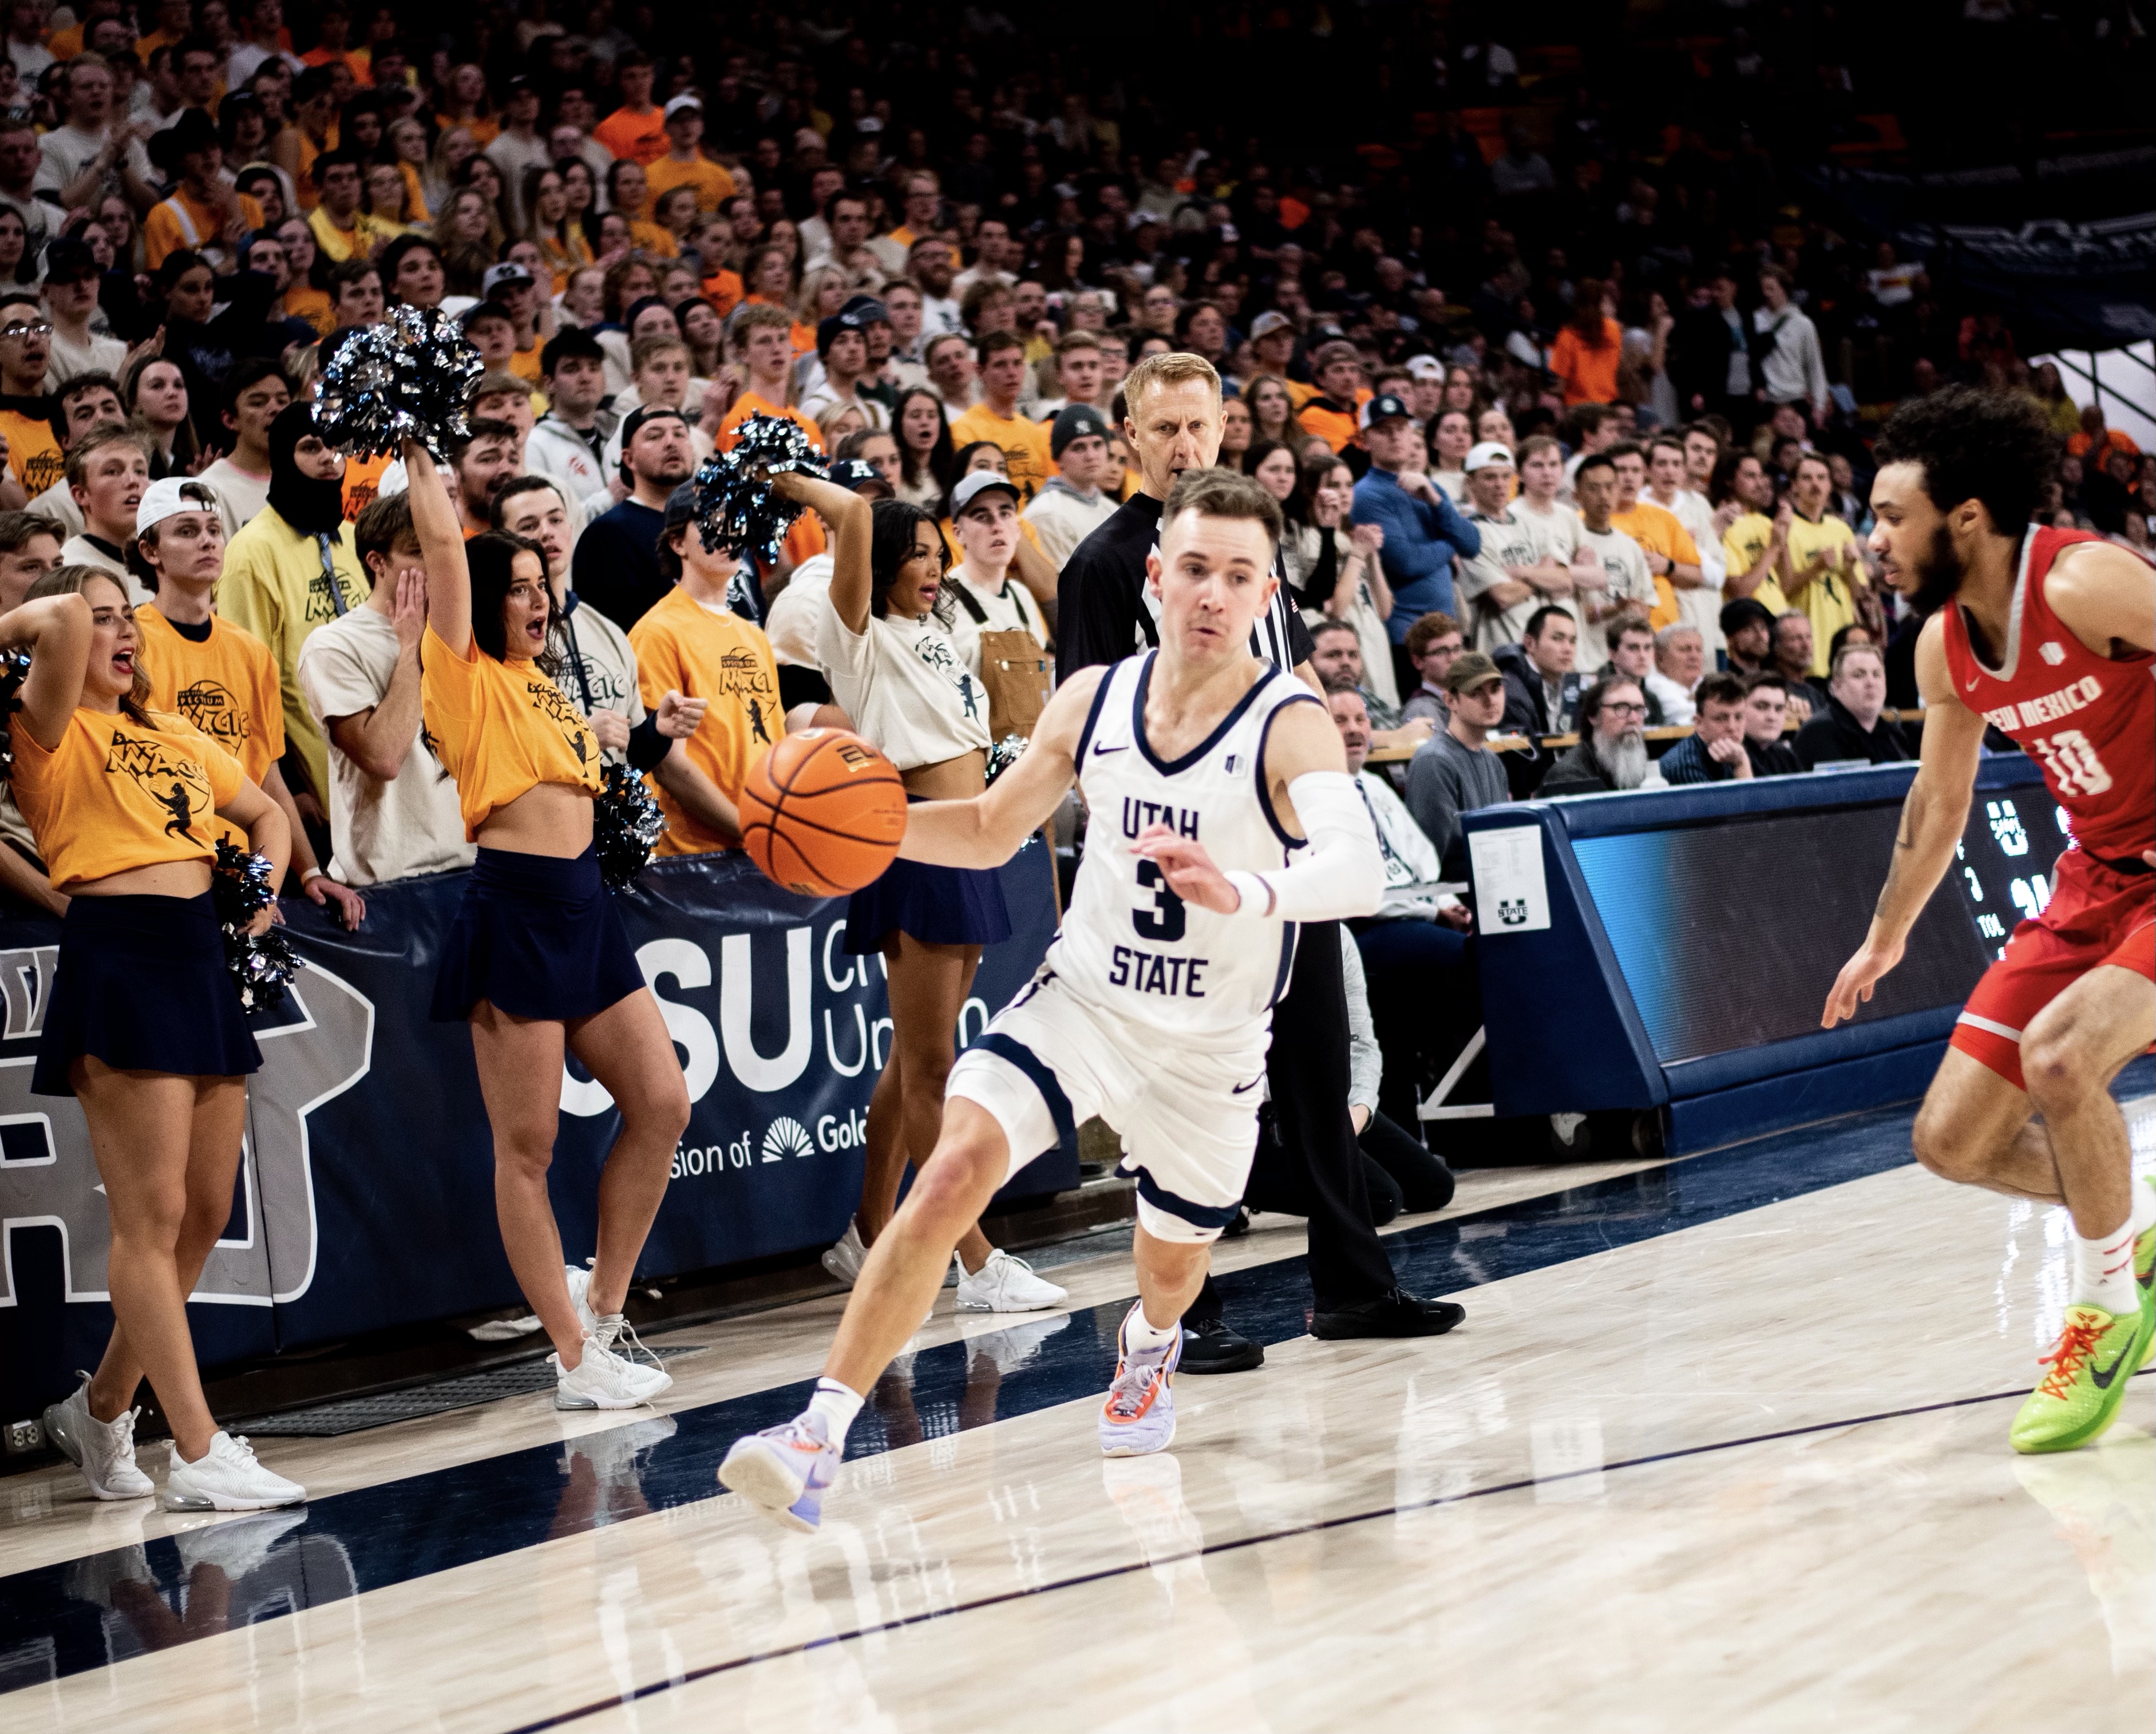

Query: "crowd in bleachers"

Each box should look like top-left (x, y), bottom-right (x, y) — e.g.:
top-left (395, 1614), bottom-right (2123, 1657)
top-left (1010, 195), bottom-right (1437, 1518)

top-left (0, 0), bottom-right (2143, 931)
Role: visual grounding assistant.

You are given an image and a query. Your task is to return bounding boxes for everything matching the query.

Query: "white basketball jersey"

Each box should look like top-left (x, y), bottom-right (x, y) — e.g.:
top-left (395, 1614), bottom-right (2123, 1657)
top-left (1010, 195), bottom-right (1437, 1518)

top-left (1048, 651), bottom-right (1318, 1050)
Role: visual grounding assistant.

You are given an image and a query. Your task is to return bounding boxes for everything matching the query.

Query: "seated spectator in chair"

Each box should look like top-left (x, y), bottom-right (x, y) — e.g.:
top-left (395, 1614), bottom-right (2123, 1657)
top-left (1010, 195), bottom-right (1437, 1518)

top-left (1497, 603), bottom-right (1583, 736)
top-left (1793, 641), bottom-right (1910, 769)
top-left (1405, 650), bottom-right (1513, 884)
top-left (1657, 671), bottom-right (1754, 784)
top-left (1327, 679), bottom-right (1479, 1143)
top-left (1538, 676), bottom-right (1653, 795)
top-left (1720, 595), bottom-right (1775, 677)
top-left (1398, 609), bottom-right (1463, 727)
top-left (1646, 622), bottom-right (1704, 726)
top-left (1308, 616), bottom-right (1431, 748)
top-left (1600, 616), bottom-right (1667, 723)
top-left (295, 490), bottom-right (476, 886)
top-left (1739, 670), bottom-right (1806, 777)
top-left (1771, 608), bottom-right (1829, 715)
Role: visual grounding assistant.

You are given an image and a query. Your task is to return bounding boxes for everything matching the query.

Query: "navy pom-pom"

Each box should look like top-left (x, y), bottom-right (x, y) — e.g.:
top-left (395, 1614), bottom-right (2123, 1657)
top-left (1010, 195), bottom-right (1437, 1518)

top-left (685, 414), bottom-right (829, 568)
top-left (0, 648), bottom-right (29, 782)
top-left (315, 304), bottom-right (485, 461)
top-left (593, 762), bottom-right (666, 890)
top-left (211, 841), bottom-right (301, 1009)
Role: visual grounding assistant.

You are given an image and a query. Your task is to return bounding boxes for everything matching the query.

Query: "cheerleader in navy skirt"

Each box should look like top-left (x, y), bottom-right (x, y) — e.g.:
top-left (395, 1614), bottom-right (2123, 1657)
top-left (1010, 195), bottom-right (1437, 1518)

top-left (405, 439), bottom-right (691, 1413)
top-left (789, 471), bottom-right (1066, 1312)
top-left (6, 565), bottom-right (306, 1511)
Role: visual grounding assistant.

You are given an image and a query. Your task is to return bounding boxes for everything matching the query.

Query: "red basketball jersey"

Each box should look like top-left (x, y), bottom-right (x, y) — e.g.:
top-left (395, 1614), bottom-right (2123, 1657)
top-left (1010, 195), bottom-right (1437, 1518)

top-left (1941, 526), bottom-right (2153, 858)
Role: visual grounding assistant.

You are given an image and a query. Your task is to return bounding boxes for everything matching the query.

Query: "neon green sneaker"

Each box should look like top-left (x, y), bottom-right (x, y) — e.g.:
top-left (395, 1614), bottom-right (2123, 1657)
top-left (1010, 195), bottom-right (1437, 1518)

top-left (2137, 1177), bottom-right (2155, 1369)
top-left (2011, 1302), bottom-right (2154, 1454)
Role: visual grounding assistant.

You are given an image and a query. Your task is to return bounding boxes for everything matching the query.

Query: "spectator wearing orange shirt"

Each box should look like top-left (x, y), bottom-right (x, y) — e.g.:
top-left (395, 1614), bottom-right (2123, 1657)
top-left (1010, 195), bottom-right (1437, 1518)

top-left (2066, 402), bottom-right (2141, 466)
top-left (1607, 441), bottom-right (1696, 631)
top-left (644, 94), bottom-right (735, 212)
top-left (1548, 278), bottom-right (1623, 406)
top-left (592, 51), bottom-right (666, 166)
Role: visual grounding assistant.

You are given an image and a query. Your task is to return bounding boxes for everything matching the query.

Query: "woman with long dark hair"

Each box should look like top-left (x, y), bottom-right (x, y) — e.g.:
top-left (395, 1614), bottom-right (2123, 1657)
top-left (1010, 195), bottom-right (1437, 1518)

top-left (11, 565), bottom-right (304, 1510)
top-left (892, 384), bottom-right (956, 510)
top-left (404, 436), bottom-right (691, 1410)
top-left (801, 478), bottom-right (1065, 1313)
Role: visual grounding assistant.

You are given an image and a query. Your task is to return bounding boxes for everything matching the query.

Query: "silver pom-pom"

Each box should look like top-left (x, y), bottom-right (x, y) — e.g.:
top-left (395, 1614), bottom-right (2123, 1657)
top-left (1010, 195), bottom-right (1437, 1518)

top-left (212, 840), bottom-right (301, 1009)
top-left (315, 304), bottom-right (485, 461)
top-left (984, 733), bottom-right (1027, 785)
top-left (686, 414), bottom-right (830, 567)
top-left (594, 762), bottom-right (666, 890)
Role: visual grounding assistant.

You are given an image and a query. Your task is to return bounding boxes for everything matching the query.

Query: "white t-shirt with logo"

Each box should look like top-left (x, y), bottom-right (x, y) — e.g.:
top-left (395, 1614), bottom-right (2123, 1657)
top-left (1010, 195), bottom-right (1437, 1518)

top-left (1575, 523), bottom-right (1657, 672)
top-left (296, 607), bottom-right (477, 886)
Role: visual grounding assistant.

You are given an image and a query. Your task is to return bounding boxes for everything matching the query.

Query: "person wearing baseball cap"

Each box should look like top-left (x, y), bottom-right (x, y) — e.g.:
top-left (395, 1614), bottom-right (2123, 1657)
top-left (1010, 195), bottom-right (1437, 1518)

top-left (1247, 310), bottom-right (1312, 405)
top-left (1300, 341), bottom-right (1369, 454)
top-left (571, 403), bottom-right (698, 631)
top-left (144, 108), bottom-right (264, 274)
top-left (1403, 354), bottom-right (1446, 422)
top-left (801, 302), bottom-right (890, 434)
top-left (1404, 650), bottom-right (1512, 889)
top-left (947, 469), bottom-right (1050, 656)
top-left (648, 91), bottom-right (738, 215)
top-left (1023, 402), bottom-right (1118, 567)
top-left (1455, 439), bottom-right (1574, 652)
top-left (1354, 379), bottom-right (1482, 698)
top-left (130, 475), bottom-right (366, 926)
top-left (476, 262), bottom-right (545, 386)
top-left (1719, 595), bottom-right (1777, 676)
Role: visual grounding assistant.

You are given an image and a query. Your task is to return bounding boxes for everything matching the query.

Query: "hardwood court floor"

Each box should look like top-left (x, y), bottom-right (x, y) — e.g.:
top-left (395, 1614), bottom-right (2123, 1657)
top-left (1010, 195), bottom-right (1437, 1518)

top-left (1, 1093), bottom-right (2150, 1734)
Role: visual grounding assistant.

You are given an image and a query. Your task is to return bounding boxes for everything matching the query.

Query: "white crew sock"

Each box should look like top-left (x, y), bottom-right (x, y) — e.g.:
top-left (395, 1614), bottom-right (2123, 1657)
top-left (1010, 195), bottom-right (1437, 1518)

top-left (807, 1377), bottom-right (864, 1445)
top-left (1123, 1302), bottom-right (1180, 1356)
top-left (2130, 1174), bottom-right (2156, 1241)
top-left (2069, 1216), bottom-right (2141, 1317)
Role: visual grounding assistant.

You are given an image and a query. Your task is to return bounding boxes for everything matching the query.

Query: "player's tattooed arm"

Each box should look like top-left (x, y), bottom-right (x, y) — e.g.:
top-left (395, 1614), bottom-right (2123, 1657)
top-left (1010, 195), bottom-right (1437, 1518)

top-left (896, 664), bottom-right (1105, 870)
top-left (1823, 616), bottom-right (1984, 1027)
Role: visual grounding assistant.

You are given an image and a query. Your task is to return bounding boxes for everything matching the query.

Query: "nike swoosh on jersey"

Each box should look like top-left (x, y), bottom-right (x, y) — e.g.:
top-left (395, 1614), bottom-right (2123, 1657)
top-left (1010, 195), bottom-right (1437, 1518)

top-left (1092, 742), bottom-right (1128, 755)
top-left (1231, 1076), bottom-right (1261, 1094)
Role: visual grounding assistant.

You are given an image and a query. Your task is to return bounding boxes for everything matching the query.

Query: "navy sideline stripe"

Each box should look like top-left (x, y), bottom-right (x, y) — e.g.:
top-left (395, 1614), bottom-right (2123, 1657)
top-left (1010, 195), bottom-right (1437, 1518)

top-left (496, 1375), bottom-right (2109, 1734)
top-left (0, 1097), bottom-right (1927, 1690)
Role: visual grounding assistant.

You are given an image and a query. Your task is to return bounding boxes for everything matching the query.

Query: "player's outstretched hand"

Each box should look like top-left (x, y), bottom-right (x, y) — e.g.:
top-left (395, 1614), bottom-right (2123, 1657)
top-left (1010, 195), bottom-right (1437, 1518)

top-left (1822, 933), bottom-right (1904, 1028)
top-left (654, 690), bottom-right (707, 739)
top-left (1129, 824), bottom-right (1239, 914)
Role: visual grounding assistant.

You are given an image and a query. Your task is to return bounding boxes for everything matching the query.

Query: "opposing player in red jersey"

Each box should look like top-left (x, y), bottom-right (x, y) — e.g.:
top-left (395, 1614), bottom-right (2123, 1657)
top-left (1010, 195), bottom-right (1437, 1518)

top-left (1824, 386), bottom-right (2154, 1454)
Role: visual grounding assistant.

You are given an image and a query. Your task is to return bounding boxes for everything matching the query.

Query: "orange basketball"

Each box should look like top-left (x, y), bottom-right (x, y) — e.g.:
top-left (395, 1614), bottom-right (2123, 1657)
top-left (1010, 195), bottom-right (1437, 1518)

top-left (740, 729), bottom-right (909, 897)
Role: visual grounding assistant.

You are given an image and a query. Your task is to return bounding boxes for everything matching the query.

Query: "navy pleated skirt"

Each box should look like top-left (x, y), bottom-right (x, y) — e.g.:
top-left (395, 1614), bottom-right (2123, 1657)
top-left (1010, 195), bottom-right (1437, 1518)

top-left (845, 798), bottom-right (1011, 953)
top-left (430, 845), bottom-right (646, 1024)
top-left (33, 892), bottom-right (260, 1096)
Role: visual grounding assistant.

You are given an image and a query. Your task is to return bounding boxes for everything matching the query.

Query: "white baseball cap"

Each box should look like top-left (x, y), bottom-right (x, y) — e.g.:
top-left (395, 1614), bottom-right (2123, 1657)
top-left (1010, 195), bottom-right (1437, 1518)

top-left (1405, 354), bottom-right (1446, 381)
top-left (1463, 440), bottom-right (1515, 473)
top-left (663, 93), bottom-right (703, 118)
top-left (951, 469), bottom-right (1020, 515)
top-left (136, 476), bottom-right (223, 537)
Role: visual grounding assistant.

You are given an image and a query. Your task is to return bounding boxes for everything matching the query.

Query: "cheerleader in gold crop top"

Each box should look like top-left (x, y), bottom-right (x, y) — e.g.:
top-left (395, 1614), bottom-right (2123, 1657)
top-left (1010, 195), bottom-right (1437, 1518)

top-left (2, 564), bottom-right (308, 1512)
top-left (404, 439), bottom-right (690, 1412)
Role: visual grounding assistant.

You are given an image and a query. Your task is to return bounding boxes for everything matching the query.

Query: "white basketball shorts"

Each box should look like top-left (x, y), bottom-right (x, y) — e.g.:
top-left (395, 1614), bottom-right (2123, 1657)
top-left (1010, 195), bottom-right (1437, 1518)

top-left (945, 970), bottom-right (1268, 1244)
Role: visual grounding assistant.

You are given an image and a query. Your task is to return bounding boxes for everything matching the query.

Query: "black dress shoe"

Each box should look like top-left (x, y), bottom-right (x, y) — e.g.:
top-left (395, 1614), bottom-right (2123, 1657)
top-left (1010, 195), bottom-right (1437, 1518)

top-left (1178, 1315), bottom-right (1265, 1373)
top-left (1311, 1288), bottom-right (1466, 1340)
top-left (1219, 1206), bottom-right (1251, 1240)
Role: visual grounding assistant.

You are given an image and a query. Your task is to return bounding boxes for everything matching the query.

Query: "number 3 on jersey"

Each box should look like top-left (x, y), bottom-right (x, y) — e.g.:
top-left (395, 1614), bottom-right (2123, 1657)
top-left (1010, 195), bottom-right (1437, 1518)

top-left (1133, 858), bottom-right (1186, 942)
top-left (2029, 728), bottom-right (2113, 798)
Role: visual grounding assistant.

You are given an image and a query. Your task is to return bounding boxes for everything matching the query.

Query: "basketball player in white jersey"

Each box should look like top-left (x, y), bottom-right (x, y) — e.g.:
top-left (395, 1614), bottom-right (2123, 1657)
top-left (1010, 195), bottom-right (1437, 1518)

top-left (719, 468), bottom-right (1386, 1530)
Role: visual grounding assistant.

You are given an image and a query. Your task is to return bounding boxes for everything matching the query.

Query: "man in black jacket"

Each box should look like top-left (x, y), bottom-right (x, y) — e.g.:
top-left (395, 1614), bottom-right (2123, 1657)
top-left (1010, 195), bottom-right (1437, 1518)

top-left (1058, 349), bottom-right (1461, 1369)
top-left (1740, 670), bottom-right (1806, 775)
top-left (1793, 641), bottom-right (1911, 768)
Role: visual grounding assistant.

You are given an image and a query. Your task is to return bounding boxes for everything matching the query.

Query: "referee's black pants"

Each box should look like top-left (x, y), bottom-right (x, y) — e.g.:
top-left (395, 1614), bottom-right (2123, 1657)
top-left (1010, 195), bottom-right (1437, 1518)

top-left (1185, 919), bottom-right (1398, 1321)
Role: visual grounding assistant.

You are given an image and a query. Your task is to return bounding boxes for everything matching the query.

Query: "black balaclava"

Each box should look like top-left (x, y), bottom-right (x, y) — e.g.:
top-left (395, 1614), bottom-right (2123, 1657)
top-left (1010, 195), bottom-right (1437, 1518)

top-left (265, 401), bottom-right (349, 535)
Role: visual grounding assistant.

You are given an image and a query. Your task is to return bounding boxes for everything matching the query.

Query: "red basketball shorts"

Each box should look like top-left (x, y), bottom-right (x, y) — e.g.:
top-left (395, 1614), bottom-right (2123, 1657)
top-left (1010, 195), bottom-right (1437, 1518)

top-left (1951, 846), bottom-right (2154, 1091)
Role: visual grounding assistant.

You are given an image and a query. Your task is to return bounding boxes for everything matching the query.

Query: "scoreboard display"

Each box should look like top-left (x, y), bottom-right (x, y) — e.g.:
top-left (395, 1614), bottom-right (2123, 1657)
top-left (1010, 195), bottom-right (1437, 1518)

top-left (1462, 756), bottom-right (2079, 1152)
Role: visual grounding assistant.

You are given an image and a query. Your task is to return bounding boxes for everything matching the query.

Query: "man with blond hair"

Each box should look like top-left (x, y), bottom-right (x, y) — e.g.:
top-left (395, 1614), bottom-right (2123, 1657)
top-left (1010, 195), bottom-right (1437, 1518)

top-left (1056, 347), bottom-right (1458, 1377)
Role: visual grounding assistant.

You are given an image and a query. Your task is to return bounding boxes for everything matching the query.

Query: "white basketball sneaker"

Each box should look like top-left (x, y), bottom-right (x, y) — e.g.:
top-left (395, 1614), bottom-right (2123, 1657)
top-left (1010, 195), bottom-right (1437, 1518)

top-left (42, 1375), bottom-right (153, 1501)
top-left (820, 1222), bottom-right (868, 1287)
top-left (954, 1249), bottom-right (1069, 1313)
top-left (163, 1432), bottom-right (307, 1512)
top-left (563, 1266), bottom-right (671, 1399)
top-left (553, 1337), bottom-right (662, 1410)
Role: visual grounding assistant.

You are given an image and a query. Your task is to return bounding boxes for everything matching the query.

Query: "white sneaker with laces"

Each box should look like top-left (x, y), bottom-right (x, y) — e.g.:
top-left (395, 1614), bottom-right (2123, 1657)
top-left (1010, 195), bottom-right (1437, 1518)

top-left (954, 1249), bottom-right (1069, 1313)
top-left (553, 1337), bottom-right (659, 1410)
top-left (163, 1432), bottom-right (307, 1511)
top-left (820, 1222), bottom-right (867, 1286)
top-left (563, 1266), bottom-right (671, 1398)
top-left (42, 1375), bottom-right (153, 1501)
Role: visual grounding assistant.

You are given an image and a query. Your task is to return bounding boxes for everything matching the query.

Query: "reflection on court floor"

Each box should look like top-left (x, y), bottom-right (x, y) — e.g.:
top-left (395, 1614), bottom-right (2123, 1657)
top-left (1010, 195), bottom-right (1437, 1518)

top-left (1, 1086), bottom-right (2150, 1734)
